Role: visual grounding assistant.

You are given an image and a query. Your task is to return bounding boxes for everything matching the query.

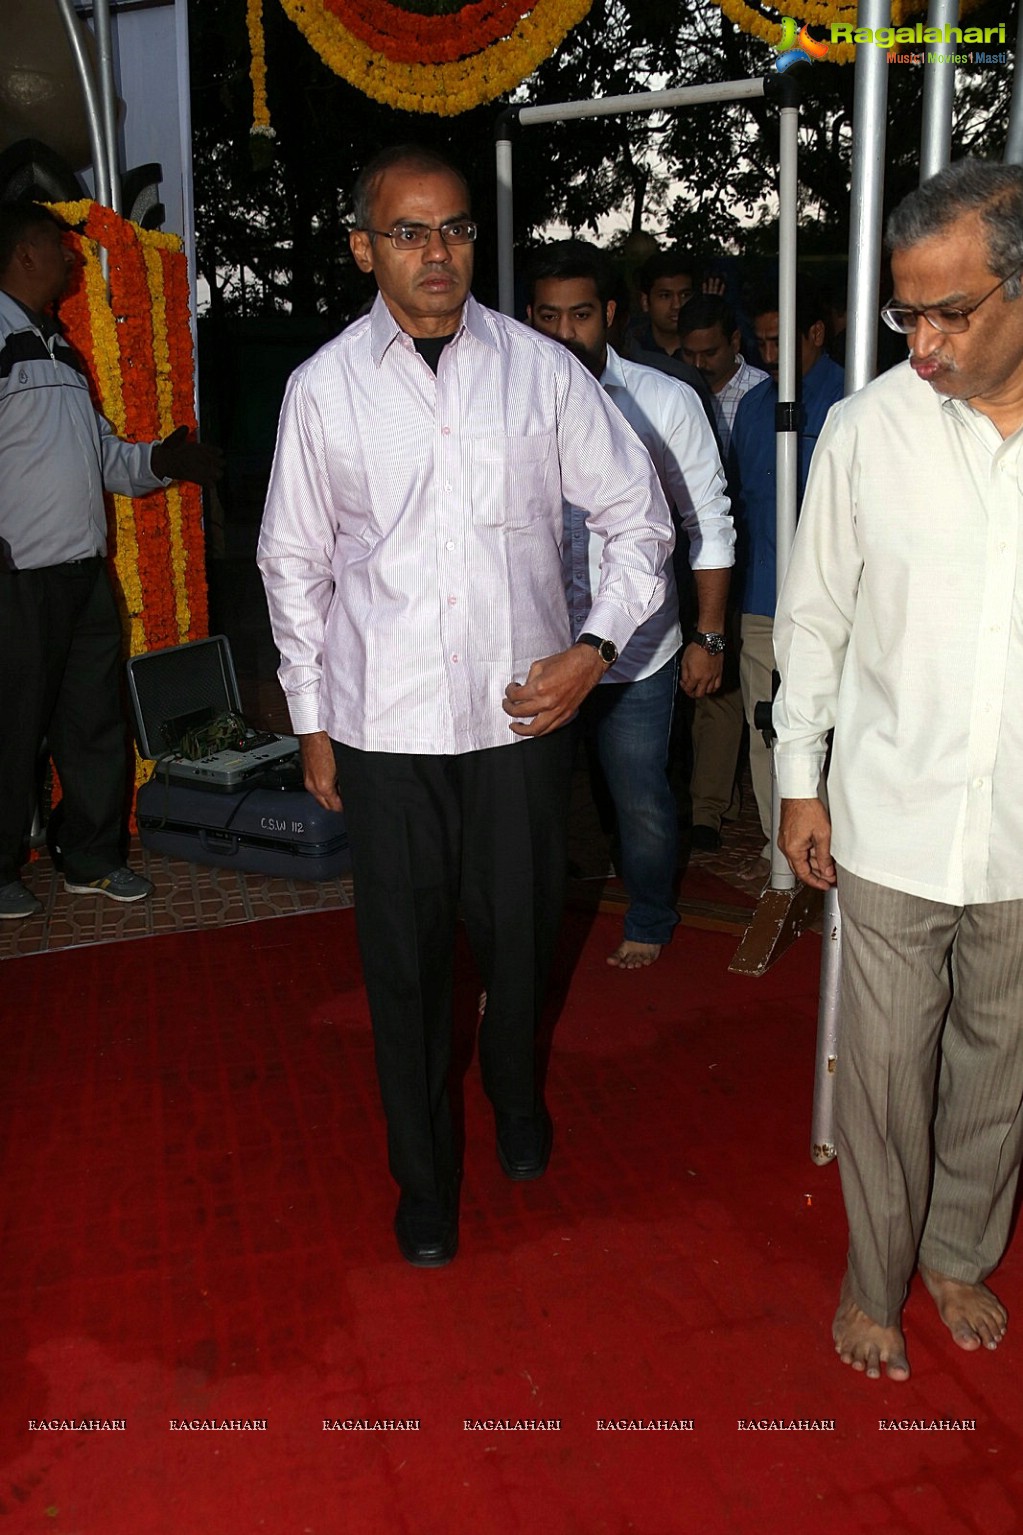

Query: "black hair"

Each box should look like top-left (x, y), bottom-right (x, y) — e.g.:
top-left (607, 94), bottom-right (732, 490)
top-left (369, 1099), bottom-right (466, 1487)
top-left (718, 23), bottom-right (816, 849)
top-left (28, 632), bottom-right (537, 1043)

top-left (523, 238), bottom-right (616, 308)
top-left (677, 293), bottom-right (737, 340)
top-left (351, 144), bottom-right (469, 232)
top-left (749, 278), bottom-right (829, 338)
top-left (0, 202), bottom-right (66, 273)
top-left (637, 249), bottom-right (697, 295)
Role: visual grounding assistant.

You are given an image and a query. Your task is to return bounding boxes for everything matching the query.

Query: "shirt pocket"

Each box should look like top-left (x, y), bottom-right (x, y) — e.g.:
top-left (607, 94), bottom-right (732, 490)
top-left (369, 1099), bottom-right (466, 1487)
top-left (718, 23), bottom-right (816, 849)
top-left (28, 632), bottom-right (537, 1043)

top-left (469, 433), bottom-right (557, 527)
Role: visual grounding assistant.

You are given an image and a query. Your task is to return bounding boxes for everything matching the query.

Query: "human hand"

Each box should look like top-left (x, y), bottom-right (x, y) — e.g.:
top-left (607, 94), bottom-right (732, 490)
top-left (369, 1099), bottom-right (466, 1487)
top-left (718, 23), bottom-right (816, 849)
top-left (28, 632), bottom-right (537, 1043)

top-left (299, 730), bottom-right (342, 812)
top-left (701, 274), bottom-right (726, 298)
top-left (778, 797), bottom-right (836, 889)
top-left (151, 425), bottom-right (225, 485)
top-left (502, 643), bottom-right (605, 736)
top-left (680, 642), bottom-right (723, 698)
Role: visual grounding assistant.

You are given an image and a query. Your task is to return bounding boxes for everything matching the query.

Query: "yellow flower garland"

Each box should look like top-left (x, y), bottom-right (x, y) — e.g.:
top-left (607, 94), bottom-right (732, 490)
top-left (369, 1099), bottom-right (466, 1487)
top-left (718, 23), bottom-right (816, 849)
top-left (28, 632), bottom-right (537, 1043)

top-left (252, 0), bottom-right (592, 117)
top-left (247, 0), bottom-right (274, 133)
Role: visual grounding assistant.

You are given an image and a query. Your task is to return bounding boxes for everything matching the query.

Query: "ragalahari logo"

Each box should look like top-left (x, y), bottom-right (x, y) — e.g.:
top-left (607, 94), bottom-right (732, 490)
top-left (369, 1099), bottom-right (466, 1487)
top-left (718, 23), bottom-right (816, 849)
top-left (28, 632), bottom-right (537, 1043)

top-left (774, 15), bottom-right (830, 70)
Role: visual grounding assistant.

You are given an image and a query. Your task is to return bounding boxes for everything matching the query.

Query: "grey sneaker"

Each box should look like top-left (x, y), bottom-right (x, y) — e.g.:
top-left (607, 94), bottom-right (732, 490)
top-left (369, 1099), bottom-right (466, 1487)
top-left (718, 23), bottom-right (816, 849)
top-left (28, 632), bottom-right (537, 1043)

top-left (0, 880), bottom-right (43, 920)
top-left (64, 867), bottom-right (154, 903)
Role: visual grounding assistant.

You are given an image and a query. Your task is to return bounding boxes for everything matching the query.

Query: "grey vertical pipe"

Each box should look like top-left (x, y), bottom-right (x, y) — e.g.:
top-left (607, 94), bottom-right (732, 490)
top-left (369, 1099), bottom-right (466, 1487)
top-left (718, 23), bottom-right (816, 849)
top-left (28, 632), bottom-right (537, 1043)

top-left (54, 0), bottom-right (112, 208)
top-left (919, 0), bottom-right (957, 180)
top-left (770, 85), bottom-right (800, 894)
top-left (92, 0), bottom-right (122, 213)
top-left (496, 113), bottom-right (517, 317)
top-left (810, 0), bottom-right (891, 1167)
top-left (1006, 3), bottom-right (1023, 164)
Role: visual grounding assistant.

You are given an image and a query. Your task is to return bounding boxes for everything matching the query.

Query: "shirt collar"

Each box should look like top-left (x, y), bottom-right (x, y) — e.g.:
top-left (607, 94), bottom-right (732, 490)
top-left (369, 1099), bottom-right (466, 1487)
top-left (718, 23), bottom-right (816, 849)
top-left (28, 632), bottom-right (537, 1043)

top-left (0, 288), bottom-right (56, 335)
top-left (368, 290), bottom-right (494, 367)
top-left (599, 344), bottom-right (628, 392)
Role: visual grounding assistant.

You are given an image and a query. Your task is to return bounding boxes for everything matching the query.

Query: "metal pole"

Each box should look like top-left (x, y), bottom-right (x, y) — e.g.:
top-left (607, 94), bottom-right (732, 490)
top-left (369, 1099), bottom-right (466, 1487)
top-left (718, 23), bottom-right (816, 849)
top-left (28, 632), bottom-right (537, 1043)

top-left (92, 0), bottom-right (122, 214)
top-left (1006, 4), bottom-right (1023, 164)
top-left (810, 0), bottom-right (891, 1166)
top-left (495, 111), bottom-right (517, 317)
top-left (53, 0), bottom-right (112, 208)
top-left (845, 2), bottom-right (890, 395)
top-left (810, 892), bottom-right (842, 1162)
top-left (919, 0), bottom-right (957, 180)
top-left (770, 73), bottom-right (800, 894)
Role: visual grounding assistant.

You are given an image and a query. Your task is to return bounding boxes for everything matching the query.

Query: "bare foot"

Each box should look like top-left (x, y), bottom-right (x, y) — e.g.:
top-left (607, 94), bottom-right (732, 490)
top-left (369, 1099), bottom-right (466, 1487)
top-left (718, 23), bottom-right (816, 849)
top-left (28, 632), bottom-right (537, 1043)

top-left (919, 1265), bottom-right (1007, 1352)
top-left (607, 940), bottom-right (662, 969)
top-left (833, 1275), bottom-right (910, 1380)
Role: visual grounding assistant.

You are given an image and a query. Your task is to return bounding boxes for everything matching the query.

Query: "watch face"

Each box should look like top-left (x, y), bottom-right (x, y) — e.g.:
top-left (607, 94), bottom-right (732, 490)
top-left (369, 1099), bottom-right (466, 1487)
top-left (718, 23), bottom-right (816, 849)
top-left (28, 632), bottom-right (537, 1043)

top-left (697, 632), bottom-right (726, 655)
top-left (599, 639), bottom-right (619, 666)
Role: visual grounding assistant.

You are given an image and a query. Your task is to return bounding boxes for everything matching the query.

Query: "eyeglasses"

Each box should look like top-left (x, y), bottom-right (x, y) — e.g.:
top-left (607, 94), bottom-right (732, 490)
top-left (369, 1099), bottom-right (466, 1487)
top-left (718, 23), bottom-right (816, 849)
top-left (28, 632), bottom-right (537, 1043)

top-left (881, 268), bottom-right (1021, 335)
top-left (363, 220), bottom-right (477, 250)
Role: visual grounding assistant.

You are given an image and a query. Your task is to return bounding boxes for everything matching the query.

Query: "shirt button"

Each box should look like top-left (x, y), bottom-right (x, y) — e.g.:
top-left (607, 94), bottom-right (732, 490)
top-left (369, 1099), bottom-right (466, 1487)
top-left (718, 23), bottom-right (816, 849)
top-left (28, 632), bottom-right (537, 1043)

top-left (451, 653), bottom-right (459, 663)
top-left (444, 481), bottom-right (453, 491)
top-left (447, 595), bottom-right (457, 606)
top-left (974, 777), bottom-right (985, 788)
top-left (442, 426), bottom-right (451, 436)
top-left (445, 539), bottom-right (455, 551)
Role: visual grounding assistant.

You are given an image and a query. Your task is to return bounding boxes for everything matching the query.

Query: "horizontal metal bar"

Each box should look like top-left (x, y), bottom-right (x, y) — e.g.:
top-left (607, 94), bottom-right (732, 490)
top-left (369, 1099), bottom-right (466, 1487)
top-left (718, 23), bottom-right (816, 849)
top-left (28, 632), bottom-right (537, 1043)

top-left (517, 77), bottom-right (766, 126)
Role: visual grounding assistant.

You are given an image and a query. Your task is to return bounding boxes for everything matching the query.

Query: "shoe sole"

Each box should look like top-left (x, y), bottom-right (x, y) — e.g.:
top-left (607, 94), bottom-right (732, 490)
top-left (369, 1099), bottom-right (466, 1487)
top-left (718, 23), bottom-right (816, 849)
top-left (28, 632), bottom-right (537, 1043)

top-left (396, 1239), bottom-right (458, 1268)
top-left (0, 907), bottom-right (42, 920)
top-left (63, 881), bottom-right (152, 903)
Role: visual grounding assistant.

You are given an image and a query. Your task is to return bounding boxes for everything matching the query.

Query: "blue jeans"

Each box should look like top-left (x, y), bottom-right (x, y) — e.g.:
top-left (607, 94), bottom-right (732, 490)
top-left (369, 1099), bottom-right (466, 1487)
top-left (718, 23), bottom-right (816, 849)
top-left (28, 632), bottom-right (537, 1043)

top-left (582, 654), bottom-right (680, 946)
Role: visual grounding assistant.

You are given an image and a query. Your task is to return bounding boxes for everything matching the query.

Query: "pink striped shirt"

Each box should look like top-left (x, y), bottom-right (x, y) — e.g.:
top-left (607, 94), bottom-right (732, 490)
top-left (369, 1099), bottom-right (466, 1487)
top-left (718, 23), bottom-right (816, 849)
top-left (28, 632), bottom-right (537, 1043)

top-left (257, 294), bottom-right (673, 754)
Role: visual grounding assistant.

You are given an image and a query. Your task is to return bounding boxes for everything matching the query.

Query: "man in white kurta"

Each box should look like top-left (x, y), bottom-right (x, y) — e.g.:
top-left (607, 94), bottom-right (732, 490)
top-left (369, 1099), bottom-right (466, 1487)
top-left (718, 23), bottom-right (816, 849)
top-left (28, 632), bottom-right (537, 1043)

top-left (774, 160), bottom-right (1023, 1381)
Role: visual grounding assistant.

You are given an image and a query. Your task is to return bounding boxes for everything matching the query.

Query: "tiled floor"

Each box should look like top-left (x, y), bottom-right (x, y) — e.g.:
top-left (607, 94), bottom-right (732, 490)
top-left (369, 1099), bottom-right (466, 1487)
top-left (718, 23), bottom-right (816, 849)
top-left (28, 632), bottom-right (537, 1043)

top-left (1, 842), bottom-right (355, 959)
top-left (1, 759), bottom-right (771, 961)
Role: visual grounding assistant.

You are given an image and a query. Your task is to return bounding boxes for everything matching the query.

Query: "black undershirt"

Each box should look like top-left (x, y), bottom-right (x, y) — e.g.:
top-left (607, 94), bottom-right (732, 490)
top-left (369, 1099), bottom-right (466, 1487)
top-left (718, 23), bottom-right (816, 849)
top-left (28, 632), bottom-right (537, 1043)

top-left (413, 333), bottom-right (457, 374)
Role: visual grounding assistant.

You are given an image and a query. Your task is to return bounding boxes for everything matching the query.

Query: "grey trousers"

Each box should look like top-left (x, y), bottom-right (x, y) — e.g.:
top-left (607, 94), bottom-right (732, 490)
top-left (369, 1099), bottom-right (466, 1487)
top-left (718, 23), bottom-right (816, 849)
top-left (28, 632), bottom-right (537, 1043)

top-left (836, 865), bottom-right (1023, 1326)
top-left (738, 612), bottom-right (775, 841)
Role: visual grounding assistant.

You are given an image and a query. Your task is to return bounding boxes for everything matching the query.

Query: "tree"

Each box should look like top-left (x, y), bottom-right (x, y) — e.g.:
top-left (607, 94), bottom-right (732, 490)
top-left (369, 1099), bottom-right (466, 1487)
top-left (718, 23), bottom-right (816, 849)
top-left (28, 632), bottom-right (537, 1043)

top-left (189, 0), bottom-right (1016, 322)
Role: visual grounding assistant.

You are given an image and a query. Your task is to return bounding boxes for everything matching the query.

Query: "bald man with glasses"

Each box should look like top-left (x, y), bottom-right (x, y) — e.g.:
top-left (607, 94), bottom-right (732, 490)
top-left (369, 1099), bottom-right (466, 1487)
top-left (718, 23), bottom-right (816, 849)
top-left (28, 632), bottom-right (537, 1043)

top-left (773, 161), bottom-right (1023, 1383)
top-left (258, 144), bottom-right (673, 1268)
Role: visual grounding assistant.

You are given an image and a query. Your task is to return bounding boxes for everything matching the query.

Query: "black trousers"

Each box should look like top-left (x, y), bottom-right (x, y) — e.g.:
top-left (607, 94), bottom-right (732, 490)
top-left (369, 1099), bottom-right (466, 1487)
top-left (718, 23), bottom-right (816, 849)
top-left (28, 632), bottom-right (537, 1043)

top-left (334, 730), bottom-right (575, 1203)
top-left (0, 559), bottom-right (128, 884)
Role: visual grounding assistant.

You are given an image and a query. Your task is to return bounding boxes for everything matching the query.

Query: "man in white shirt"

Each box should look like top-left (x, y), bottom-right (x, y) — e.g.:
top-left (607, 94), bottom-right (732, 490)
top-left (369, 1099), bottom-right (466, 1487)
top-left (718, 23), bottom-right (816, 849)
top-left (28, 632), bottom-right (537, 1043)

top-left (257, 147), bottom-right (673, 1267)
top-left (774, 160), bottom-right (1023, 1381)
top-left (526, 240), bottom-right (733, 968)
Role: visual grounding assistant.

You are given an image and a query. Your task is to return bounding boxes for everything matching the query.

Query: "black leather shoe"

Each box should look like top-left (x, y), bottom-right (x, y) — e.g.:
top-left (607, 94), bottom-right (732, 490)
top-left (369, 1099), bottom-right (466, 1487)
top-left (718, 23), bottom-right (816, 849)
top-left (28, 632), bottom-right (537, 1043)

top-left (690, 824), bottom-right (722, 852)
top-left (394, 1192), bottom-right (458, 1268)
top-left (496, 1108), bottom-right (553, 1180)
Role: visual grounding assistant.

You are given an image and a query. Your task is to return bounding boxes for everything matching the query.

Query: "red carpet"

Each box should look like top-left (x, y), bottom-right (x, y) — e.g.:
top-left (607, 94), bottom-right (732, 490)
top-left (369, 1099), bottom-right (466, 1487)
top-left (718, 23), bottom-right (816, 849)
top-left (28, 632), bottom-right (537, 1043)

top-left (1, 909), bottom-right (1020, 1534)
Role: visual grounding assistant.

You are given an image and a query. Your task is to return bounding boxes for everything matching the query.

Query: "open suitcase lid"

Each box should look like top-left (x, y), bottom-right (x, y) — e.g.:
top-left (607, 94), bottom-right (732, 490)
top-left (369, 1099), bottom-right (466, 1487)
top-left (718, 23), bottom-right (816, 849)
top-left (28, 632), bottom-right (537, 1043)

top-left (126, 636), bottom-right (243, 762)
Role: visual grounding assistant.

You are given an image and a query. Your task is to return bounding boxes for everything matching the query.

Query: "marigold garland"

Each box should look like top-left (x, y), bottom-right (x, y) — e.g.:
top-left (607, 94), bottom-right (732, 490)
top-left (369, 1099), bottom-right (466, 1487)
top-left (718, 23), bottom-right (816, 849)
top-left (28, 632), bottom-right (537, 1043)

top-left (250, 0), bottom-right (593, 119)
top-left (247, 0), bottom-right (275, 135)
top-left (712, 0), bottom-right (989, 66)
top-left (47, 200), bottom-right (209, 801)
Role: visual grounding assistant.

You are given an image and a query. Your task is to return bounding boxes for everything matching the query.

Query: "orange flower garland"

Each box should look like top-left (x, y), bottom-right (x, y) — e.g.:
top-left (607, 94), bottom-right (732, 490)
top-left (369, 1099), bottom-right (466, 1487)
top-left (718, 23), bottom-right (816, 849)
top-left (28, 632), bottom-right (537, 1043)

top-left (48, 200), bottom-right (209, 799)
top-left (252, 0), bottom-right (593, 119)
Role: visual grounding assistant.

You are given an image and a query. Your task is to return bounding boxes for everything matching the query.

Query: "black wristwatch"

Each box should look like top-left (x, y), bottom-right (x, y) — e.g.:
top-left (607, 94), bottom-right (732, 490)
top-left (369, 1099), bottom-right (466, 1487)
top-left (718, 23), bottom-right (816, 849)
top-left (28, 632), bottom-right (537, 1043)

top-left (692, 631), bottom-right (726, 656)
top-left (578, 632), bottom-right (619, 668)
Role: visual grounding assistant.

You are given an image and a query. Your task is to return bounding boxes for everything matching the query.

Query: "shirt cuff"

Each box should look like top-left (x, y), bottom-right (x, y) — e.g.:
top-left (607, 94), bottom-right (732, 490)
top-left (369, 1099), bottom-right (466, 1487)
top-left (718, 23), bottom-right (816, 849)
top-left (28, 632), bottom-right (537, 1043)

top-left (775, 750), bottom-right (827, 800)
top-left (285, 691), bottom-right (323, 736)
top-left (580, 602), bottom-right (639, 657)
